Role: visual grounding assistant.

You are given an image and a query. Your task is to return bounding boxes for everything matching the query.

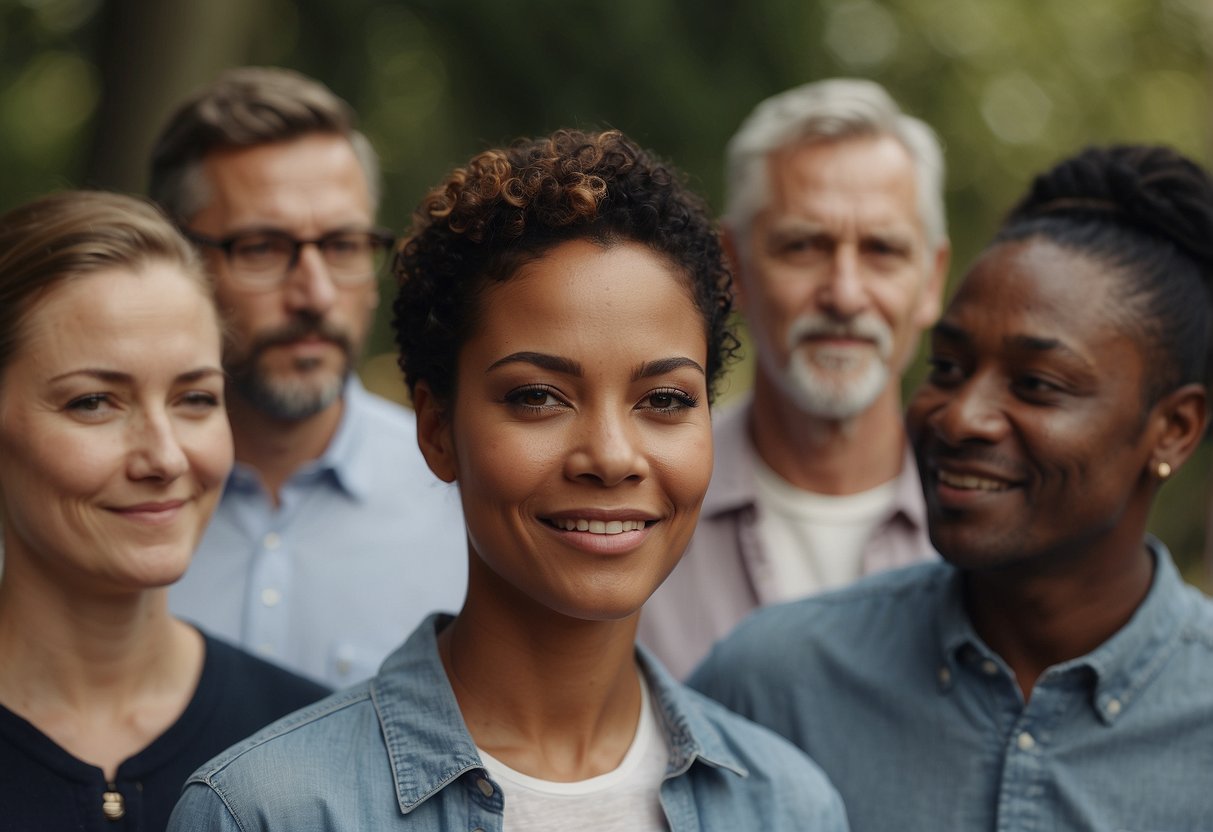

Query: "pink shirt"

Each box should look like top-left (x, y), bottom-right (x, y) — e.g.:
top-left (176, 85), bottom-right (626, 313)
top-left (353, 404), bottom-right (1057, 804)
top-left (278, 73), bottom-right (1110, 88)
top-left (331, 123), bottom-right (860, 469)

top-left (638, 398), bottom-right (936, 679)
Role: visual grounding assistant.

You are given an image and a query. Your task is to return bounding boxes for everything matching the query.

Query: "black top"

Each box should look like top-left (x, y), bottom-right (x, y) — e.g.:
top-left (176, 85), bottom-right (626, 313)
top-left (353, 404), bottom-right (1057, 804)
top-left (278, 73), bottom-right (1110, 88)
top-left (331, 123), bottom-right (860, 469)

top-left (0, 631), bottom-right (329, 832)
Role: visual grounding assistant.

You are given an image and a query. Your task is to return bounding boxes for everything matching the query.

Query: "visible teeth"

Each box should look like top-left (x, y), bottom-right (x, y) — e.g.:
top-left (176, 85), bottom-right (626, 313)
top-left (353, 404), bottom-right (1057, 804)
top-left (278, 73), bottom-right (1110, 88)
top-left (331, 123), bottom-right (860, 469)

top-left (553, 518), bottom-right (647, 534)
top-left (938, 470), bottom-right (1009, 491)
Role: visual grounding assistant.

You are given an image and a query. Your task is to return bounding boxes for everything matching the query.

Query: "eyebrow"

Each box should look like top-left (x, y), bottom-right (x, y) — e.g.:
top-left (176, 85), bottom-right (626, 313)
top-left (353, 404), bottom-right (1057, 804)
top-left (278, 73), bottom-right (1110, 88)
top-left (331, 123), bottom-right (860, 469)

top-left (49, 367), bottom-right (225, 384)
top-left (485, 353), bottom-right (704, 380)
top-left (933, 322), bottom-right (1092, 366)
top-left (487, 352), bottom-right (583, 376)
top-left (632, 357), bottom-right (705, 380)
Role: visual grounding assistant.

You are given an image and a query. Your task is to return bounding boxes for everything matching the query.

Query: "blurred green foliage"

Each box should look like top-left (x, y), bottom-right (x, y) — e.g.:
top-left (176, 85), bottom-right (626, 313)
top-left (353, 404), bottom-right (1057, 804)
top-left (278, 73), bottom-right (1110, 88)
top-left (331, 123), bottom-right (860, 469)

top-left (2, 0), bottom-right (1212, 583)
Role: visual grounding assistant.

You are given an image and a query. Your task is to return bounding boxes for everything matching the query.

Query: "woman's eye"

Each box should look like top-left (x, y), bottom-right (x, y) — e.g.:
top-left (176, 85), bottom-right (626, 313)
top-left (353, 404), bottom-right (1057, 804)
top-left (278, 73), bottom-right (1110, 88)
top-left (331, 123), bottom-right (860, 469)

top-left (180, 391), bottom-right (222, 410)
top-left (504, 386), bottom-right (565, 411)
top-left (65, 394), bottom-right (114, 416)
top-left (641, 388), bottom-right (698, 413)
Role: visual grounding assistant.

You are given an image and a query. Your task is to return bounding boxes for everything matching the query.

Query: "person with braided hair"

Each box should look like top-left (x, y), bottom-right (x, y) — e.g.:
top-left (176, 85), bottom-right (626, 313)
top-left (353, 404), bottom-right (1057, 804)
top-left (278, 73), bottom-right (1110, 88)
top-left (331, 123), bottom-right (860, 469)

top-left (168, 129), bottom-right (849, 832)
top-left (691, 144), bottom-right (1213, 831)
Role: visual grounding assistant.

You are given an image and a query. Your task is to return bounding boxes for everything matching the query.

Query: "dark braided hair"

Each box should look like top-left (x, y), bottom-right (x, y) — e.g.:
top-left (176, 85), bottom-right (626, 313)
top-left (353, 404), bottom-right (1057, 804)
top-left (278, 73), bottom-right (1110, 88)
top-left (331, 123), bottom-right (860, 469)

top-left (995, 145), bottom-right (1213, 405)
top-left (392, 129), bottom-right (738, 408)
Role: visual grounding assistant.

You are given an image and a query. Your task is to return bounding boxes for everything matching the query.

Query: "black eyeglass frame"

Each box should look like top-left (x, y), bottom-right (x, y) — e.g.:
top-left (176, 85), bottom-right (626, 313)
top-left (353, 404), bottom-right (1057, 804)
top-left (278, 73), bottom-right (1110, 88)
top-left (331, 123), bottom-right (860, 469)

top-left (182, 227), bottom-right (396, 289)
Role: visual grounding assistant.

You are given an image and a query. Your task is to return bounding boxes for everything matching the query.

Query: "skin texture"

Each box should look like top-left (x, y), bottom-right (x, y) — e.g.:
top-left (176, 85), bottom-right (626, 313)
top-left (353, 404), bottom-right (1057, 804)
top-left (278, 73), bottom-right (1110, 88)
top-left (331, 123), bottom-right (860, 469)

top-left (187, 133), bottom-right (378, 498)
top-left (729, 134), bottom-right (948, 493)
top-left (415, 239), bottom-right (713, 780)
top-left (0, 263), bottom-right (230, 778)
top-left (907, 237), bottom-right (1206, 696)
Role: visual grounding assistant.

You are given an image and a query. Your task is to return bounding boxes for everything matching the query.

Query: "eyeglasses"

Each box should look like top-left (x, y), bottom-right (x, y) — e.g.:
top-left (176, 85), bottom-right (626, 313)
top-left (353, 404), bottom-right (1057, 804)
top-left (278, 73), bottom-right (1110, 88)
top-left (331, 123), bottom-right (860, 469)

top-left (184, 228), bottom-right (396, 291)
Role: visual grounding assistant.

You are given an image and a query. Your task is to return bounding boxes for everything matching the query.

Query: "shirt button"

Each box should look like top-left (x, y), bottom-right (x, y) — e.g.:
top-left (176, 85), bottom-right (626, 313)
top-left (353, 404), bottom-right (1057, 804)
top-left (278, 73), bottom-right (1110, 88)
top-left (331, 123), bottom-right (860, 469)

top-left (937, 666), bottom-right (952, 685)
top-left (263, 532), bottom-right (282, 550)
top-left (257, 642), bottom-right (275, 657)
top-left (1016, 731), bottom-right (1036, 751)
top-left (260, 588), bottom-right (281, 607)
top-left (476, 777), bottom-right (494, 797)
top-left (1105, 698), bottom-right (1122, 716)
top-left (981, 659), bottom-right (999, 675)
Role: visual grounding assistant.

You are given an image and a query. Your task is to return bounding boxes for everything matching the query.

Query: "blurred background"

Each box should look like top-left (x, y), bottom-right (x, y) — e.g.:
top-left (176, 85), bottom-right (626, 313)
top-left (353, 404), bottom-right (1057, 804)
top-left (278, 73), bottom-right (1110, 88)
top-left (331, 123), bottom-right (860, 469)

top-left (3, 0), bottom-right (1212, 585)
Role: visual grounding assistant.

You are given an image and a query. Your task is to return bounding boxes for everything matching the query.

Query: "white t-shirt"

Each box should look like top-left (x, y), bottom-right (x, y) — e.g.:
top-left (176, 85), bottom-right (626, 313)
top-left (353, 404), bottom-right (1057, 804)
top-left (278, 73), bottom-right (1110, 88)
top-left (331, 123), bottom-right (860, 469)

top-left (752, 455), bottom-right (898, 603)
top-left (477, 672), bottom-right (669, 832)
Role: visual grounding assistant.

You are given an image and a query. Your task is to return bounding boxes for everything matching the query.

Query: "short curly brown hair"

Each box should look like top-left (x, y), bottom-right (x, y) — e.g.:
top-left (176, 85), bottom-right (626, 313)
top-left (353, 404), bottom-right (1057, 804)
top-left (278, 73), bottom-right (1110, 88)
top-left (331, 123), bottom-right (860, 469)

top-left (392, 129), bottom-right (738, 408)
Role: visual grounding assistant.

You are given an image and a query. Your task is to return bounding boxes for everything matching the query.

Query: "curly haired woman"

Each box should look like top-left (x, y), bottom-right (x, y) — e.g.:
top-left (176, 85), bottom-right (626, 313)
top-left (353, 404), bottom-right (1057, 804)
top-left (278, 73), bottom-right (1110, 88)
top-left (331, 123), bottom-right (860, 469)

top-left (168, 130), bottom-right (849, 832)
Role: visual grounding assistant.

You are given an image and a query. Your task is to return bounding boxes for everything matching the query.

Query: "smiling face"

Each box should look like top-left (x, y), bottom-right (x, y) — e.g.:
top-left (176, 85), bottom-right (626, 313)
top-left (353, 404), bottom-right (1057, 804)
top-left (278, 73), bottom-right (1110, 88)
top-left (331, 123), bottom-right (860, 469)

top-left (188, 133), bottom-right (378, 421)
top-left (0, 263), bottom-right (232, 594)
top-left (734, 134), bottom-right (946, 420)
top-left (906, 237), bottom-right (1172, 572)
top-left (416, 239), bottom-right (713, 622)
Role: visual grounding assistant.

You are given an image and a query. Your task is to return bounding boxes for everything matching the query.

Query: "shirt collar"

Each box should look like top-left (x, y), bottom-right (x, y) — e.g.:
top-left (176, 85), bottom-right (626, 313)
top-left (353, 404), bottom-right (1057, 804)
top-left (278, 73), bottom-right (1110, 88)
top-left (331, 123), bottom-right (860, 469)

top-left (934, 536), bottom-right (1194, 723)
top-left (371, 616), bottom-right (749, 814)
top-left (311, 375), bottom-right (376, 501)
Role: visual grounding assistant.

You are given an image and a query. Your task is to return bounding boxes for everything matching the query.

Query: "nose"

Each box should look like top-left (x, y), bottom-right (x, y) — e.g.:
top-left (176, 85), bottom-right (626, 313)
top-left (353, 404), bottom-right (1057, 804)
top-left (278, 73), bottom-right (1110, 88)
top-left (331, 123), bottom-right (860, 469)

top-left (127, 411), bottom-right (189, 482)
top-left (818, 246), bottom-right (868, 318)
top-left (565, 407), bottom-right (650, 487)
top-left (919, 374), bottom-right (1010, 448)
top-left (283, 243), bottom-right (338, 315)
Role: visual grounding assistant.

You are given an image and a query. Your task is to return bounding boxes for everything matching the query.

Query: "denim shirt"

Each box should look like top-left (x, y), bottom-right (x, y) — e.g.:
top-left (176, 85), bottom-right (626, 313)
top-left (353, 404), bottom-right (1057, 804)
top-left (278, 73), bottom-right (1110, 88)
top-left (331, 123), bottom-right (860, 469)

top-left (690, 537), bottom-right (1213, 832)
top-left (168, 615), bottom-right (848, 831)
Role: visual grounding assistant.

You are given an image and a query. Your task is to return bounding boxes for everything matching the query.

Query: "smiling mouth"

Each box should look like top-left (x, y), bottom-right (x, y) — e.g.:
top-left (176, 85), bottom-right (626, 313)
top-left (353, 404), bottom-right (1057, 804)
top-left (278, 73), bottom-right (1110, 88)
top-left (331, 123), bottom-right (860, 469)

top-left (546, 519), bottom-right (653, 534)
top-left (937, 470), bottom-right (1012, 492)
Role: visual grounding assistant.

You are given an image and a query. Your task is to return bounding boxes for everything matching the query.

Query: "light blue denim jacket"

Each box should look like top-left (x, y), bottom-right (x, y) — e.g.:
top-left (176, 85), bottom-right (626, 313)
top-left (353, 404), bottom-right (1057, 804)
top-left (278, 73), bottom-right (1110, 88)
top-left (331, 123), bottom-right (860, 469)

top-left (169, 614), bottom-right (848, 831)
top-left (691, 537), bottom-right (1213, 832)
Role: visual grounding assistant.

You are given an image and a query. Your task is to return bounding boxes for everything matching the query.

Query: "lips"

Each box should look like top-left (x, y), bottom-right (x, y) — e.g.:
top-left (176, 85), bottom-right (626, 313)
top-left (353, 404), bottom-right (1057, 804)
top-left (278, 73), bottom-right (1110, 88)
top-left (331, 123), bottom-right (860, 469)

top-left (108, 500), bottom-right (188, 525)
top-left (549, 518), bottom-right (649, 534)
top-left (936, 470), bottom-right (1011, 492)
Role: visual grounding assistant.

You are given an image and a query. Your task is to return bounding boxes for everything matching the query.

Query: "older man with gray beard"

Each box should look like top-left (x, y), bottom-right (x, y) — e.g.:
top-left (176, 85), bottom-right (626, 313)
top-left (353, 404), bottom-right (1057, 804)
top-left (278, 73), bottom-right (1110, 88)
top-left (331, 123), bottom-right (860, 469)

top-left (640, 79), bottom-right (950, 679)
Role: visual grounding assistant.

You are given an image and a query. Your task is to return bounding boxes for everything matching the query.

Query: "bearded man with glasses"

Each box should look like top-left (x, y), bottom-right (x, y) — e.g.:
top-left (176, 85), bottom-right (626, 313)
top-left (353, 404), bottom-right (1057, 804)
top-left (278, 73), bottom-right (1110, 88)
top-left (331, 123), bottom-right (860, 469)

top-left (150, 66), bottom-right (466, 689)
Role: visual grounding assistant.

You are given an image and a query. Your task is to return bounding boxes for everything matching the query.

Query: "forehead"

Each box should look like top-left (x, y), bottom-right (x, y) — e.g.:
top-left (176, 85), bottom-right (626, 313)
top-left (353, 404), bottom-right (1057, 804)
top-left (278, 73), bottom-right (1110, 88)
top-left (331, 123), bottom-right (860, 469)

top-left (14, 263), bottom-right (219, 365)
top-left (466, 239), bottom-right (705, 364)
top-left (762, 134), bottom-right (923, 234)
top-left (944, 238), bottom-right (1129, 352)
top-left (197, 133), bottom-right (372, 230)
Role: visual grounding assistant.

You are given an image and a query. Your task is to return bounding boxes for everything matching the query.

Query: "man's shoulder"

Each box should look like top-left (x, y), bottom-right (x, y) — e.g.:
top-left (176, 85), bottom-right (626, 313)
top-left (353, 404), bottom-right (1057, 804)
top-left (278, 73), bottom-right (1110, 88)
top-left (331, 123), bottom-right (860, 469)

top-left (696, 561), bottom-right (951, 673)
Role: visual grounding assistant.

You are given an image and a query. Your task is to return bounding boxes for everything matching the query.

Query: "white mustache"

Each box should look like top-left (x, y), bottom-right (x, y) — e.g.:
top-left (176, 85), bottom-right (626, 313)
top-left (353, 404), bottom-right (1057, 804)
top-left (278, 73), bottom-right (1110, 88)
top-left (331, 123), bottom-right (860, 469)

top-left (786, 314), bottom-right (893, 360)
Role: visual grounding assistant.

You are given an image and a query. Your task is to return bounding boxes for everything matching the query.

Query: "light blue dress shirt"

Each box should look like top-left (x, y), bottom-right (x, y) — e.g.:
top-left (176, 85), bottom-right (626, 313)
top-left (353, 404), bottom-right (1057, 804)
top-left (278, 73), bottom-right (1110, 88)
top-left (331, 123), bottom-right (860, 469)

top-left (170, 378), bottom-right (468, 688)
top-left (690, 537), bottom-right (1213, 832)
top-left (168, 614), bottom-right (849, 832)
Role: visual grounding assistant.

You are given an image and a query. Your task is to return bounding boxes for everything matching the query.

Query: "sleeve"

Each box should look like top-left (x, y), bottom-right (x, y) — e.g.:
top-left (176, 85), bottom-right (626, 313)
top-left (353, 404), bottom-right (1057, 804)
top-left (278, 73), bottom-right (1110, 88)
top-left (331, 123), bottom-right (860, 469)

top-left (168, 782), bottom-right (247, 832)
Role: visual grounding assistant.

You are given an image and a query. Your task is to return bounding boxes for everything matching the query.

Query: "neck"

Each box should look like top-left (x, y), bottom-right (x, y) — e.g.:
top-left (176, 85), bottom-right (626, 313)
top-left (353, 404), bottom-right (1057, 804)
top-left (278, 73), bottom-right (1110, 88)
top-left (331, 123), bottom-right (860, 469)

top-left (962, 534), bottom-right (1155, 700)
top-left (747, 371), bottom-right (907, 494)
top-left (439, 561), bottom-right (643, 782)
top-left (225, 387), bottom-right (346, 503)
top-left (0, 548), bottom-right (204, 779)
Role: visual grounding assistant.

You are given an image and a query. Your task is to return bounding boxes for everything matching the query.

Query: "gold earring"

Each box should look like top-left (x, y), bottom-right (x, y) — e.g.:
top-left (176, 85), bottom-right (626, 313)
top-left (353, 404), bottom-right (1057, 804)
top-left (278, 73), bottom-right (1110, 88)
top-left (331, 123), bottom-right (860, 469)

top-left (1157, 461), bottom-right (1172, 480)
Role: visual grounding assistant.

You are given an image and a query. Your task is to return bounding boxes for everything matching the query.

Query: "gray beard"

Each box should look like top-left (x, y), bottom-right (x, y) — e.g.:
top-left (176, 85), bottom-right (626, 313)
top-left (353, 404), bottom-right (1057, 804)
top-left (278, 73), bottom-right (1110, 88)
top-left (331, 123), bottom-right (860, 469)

top-left (230, 363), bottom-right (348, 422)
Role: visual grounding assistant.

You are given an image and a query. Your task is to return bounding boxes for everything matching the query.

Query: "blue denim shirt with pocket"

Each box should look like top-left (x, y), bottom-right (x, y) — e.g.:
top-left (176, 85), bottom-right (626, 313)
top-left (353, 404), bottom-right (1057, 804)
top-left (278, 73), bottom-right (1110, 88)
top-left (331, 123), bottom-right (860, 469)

top-left (690, 537), bottom-right (1213, 832)
top-left (168, 614), bottom-right (848, 831)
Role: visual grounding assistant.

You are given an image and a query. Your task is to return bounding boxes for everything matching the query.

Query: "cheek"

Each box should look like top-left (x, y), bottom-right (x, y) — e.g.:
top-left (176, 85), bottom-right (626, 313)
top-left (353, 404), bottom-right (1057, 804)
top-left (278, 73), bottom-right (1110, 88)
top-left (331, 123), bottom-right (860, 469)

top-left (184, 419), bottom-right (235, 491)
top-left (649, 423), bottom-right (714, 511)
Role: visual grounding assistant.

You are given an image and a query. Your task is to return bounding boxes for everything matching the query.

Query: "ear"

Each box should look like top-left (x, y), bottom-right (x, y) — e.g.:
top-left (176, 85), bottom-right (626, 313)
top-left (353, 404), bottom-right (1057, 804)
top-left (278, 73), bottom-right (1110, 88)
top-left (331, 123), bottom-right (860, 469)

top-left (914, 240), bottom-right (951, 329)
top-left (1147, 382), bottom-right (1207, 478)
top-left (413, 381), bottom-right (458, 483)
top-left (721, 223), bottom-right (748, 312)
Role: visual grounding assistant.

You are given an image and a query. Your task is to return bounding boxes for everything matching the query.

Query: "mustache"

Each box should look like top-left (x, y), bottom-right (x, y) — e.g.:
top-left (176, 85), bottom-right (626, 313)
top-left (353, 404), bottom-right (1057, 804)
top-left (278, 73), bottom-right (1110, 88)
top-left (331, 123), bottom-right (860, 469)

top-left (245, 315), bottom-right (354, 360)
top-left (786, 313), bottom-right (893, 359)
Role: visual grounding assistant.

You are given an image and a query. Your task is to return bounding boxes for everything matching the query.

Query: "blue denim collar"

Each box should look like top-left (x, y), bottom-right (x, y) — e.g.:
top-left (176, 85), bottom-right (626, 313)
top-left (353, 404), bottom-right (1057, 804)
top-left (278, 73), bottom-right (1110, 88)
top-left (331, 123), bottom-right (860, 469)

top-left (935, 536), bottom-right (1192, 722)
top-left (370, 615), bottom-right (748, 814)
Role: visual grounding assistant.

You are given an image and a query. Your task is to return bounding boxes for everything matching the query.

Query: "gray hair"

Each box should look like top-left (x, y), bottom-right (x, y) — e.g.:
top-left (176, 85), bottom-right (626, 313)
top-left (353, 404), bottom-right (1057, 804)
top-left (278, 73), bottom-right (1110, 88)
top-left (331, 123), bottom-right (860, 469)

top-left (724, 78), bottom-right (947, 251)
top-left (149, 66), bottom-right (381, 223)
